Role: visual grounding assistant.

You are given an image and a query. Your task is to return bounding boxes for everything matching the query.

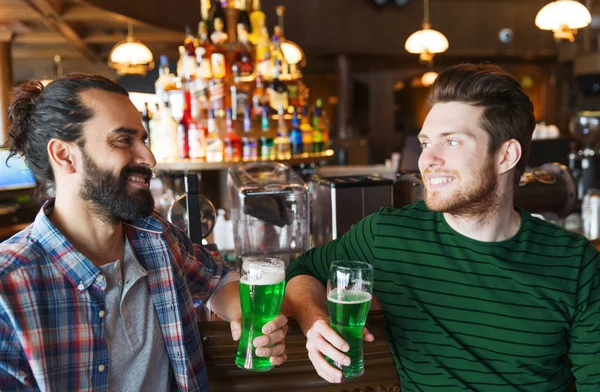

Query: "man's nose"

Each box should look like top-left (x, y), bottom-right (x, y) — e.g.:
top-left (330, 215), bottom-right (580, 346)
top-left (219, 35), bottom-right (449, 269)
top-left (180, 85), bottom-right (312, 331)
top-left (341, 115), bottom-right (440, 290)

top-left (419, 145), bottom-right (444, 169)
top-left (134, 143), bottom-right (157, 168)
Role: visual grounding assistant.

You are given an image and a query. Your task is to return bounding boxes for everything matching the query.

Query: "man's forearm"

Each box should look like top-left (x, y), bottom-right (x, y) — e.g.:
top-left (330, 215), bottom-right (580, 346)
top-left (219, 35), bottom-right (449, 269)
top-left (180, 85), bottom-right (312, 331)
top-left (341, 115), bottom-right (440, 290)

top-left (209, 281), bottom-right (242, 322)
top-left (283, 275), bottom-right (329, 334)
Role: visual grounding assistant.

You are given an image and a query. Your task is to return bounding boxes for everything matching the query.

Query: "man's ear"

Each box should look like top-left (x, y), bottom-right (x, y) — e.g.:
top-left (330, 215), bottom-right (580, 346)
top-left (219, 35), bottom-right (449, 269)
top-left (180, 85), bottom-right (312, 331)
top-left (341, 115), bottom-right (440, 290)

top-left (47, 139), bottom-right (80, 175)
top-left (497, 139), bottom-right (522, 175)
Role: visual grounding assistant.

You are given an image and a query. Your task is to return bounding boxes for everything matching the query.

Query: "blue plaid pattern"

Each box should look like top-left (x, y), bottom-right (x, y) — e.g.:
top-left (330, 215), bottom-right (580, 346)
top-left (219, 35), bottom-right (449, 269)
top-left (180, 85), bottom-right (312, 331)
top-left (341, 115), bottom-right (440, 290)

top-left (0, 199), bottom-right (233, 391)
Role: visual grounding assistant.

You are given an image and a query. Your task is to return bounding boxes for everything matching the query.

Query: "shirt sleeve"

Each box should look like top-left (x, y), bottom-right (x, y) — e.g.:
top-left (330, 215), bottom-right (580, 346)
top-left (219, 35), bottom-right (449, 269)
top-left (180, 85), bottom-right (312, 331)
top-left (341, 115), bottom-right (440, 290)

top-left (162, 217), bottom-right (234, 305)
top-left (568, 243), bottom-right (600, 391)
top-left (0, 308), bottom-right (36, 391)
top-left (286, 211), bottom-right (379, 285)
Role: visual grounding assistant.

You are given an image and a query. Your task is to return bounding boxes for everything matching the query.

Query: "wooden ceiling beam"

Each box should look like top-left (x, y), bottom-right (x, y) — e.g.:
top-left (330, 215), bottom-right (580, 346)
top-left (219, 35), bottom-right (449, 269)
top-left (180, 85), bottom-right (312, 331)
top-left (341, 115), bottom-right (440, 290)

top-left (84, 31), bottom-right (183, 44)
top-left (12, 45), bottom-right (84, 61)
top-left (14, 31), bottom-right (67, 44)
top-left (62, 3), bottom-right (144, 25)
top-left (0, 4), bottom-right (43, 21)
top-left (24, 0), bottom-right (99, 62)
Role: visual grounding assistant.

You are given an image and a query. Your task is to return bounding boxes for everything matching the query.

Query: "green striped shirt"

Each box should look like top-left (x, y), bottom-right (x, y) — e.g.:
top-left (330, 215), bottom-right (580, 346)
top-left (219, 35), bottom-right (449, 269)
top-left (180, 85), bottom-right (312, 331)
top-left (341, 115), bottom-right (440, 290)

top-left (286, 201), bottom-right (600, 391)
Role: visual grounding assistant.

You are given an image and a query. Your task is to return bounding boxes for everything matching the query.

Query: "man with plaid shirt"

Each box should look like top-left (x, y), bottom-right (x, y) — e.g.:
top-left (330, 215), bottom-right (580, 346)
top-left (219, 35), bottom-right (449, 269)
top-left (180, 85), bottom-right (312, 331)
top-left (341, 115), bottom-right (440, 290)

top-left (0, 74), bottom-right (288, 391)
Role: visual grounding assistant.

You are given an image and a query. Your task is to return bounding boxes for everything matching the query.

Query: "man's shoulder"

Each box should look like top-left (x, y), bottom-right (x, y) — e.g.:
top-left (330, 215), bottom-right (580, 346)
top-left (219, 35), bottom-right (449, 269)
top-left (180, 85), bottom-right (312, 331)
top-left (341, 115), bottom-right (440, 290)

top-left (518, 210), bottom-right (594, 263)
top-left (378, 201), bottom-right (437, 221)
top-left (0, 226), bottom-right (45, 279)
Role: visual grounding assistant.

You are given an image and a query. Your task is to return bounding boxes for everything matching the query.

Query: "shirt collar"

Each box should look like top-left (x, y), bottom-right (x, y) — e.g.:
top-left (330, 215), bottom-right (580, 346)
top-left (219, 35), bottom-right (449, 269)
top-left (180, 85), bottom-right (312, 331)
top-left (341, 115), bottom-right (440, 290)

top-left (30, 198), bottom-right (163, 291)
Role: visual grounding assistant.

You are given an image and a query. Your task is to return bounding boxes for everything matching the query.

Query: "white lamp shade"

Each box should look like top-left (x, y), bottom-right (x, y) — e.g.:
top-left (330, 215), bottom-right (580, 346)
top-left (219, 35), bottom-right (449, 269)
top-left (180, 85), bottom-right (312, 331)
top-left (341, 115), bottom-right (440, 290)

top-left (280, 41), bottom-right (305, 65)
top-left (405, 28), bottom-right (449, 54)
top-left (109, 39), bottom-right (154, 65)
top-left (535, 0), bottom-right (591, 31)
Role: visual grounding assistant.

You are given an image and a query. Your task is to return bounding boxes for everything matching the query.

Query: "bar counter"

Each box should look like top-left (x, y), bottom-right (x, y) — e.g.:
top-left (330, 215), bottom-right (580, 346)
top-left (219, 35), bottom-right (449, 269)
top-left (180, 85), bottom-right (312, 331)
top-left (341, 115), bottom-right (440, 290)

top-left (197, 310), bottom-right (400, 392)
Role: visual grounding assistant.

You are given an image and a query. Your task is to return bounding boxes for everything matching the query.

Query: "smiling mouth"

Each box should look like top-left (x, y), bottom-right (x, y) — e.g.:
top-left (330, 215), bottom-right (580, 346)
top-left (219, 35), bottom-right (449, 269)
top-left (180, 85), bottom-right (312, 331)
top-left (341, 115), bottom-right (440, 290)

top-left (127, 175), bottom-right (150, 185)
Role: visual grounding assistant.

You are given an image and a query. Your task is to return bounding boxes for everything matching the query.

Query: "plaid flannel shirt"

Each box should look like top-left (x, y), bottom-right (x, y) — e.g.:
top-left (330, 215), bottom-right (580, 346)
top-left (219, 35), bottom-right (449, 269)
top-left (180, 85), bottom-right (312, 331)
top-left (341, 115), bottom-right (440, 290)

top-left (0, 199), bottom-right (236, 391)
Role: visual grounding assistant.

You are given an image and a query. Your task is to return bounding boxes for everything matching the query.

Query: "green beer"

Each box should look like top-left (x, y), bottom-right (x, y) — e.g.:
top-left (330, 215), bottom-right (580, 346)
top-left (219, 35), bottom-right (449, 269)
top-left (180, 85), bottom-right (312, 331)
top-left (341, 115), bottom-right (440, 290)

top-left (235, 258), bottom-right (285, 371)
top-left (327, 289), bottom-right (372, 378)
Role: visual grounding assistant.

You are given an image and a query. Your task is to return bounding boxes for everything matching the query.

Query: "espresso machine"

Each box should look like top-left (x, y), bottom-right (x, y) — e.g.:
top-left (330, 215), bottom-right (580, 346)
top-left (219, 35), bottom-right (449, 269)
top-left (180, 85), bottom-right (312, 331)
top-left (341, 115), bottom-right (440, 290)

top-left (227, 162), bottom-right (310, 267)
top-left (568, 111), bottom-right (600, 198)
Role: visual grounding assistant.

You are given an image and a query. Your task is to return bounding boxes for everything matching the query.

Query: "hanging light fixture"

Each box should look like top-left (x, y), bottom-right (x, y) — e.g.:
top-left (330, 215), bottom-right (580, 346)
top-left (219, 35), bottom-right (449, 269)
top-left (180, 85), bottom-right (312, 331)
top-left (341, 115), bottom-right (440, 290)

top-left (535, 0), bottom-right (591, 42)
top-left (108, 23), bottom-right (154, 76)
top-left (405, 0), bottom-right (449, 65)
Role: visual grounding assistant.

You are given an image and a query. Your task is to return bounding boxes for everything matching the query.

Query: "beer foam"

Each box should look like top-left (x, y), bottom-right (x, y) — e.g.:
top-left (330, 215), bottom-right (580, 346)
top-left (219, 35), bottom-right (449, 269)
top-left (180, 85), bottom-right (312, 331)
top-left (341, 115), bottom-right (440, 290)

top-left (328, 290), bottom-right (372, 304)
top-left (241, 265), bottom-right (285, 286)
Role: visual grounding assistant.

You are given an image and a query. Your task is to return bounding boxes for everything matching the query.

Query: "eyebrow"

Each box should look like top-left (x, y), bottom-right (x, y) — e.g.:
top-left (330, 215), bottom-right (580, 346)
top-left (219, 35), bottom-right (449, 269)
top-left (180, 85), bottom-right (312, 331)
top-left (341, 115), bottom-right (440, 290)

top-left (109, 127), bottom-right (148, 142)
top-left (417, 130), bottom-right (476, 140)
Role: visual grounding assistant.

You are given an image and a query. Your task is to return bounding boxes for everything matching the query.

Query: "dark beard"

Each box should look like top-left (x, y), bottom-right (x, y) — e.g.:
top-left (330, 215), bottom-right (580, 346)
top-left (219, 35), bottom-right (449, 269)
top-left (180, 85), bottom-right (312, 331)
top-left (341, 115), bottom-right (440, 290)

top-left (79, 152), bottom-right (155, 224)
top-left (425, 158), bottom-right (501, 219)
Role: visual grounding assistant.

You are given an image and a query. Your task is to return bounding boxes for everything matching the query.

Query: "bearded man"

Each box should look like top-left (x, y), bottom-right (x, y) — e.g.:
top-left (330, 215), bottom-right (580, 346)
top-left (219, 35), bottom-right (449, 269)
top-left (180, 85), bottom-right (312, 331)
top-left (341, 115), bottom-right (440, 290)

top-left (283, 64), bottom-right (600, 391)
top-left (0, 74), bottom-right (288, 391)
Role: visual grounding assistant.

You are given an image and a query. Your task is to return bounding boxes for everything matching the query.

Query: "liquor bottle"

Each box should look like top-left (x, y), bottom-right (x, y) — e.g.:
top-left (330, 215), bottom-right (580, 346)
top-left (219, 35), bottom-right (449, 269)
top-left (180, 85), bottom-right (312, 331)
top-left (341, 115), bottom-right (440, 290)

top-left (232, 23), bottom-right (254, 79)
top-left (255, 26), bottom-right (272, 80)
top-left (259, 106), bottom-right (275, 160)
top-left (249, 0), bottom-right (266, 45)
top-left (210, 0), bottom-right (227, 33)
top-left (223, 108), bottom-right (242, 162)
top-left (183, 25), bottom-right (197, 81)
top-left (266, 59), bottom-right (289, 112)
top-left (177, 89), bottom-right (192, 159)
top-left (155, 55), bottom-right (174, 109)
top-left (154, 101), bottom-right (179, 162)
top-left (287, 63), bottom-right (301, 107)
top-left (197, 21), bottom-right (214, 79)
top-left (210, 17), bottom-right (228, 78)
top-left (230, 65), bottom-right (251, 121)
top-left (300, 105), bottom-right (313, 154)
top-left (242, 106), bottom-right (258, 161)
top-left (141, 102), bottom-right (152, 147)
top-left (289, 106), bottom-right (303, 156)
top-left (275, 104), bottom-right (291, 160)
top-left (237, 0), bottom-right (251, 31)
top-left (316, 98), bottom-right (330, 148)
top-left (148, 103), bottom-right (161, 153)
top-left (188, 91), bottom-right (207, 160)
top-left (312, 104), bottom-right (324, 153)
top-left (205, 109), bottom-right (224, 162)
top-left (176, 45), bottom-right (186, 79)
top-left (251, 74), bottom-right (268, 118)
top-left (210, 18), bottom-right (228, 118)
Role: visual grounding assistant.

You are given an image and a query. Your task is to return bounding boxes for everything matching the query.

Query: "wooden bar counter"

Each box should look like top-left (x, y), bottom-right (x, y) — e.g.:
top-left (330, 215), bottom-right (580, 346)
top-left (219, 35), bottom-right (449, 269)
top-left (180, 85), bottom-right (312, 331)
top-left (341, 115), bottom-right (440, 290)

top-left (197, 310), bottom-right (400, 392)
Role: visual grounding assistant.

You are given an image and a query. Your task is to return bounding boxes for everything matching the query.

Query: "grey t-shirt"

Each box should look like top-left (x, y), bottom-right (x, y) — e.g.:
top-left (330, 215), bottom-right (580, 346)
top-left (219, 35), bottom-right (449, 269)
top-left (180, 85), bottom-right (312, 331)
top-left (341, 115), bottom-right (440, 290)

top-left (97, 239), bottom-right (176, 392)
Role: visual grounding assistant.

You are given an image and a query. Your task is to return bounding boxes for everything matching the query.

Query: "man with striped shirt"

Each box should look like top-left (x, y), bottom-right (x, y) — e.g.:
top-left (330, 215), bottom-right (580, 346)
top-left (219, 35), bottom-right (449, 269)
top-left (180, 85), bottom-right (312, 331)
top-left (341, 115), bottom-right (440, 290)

top-left (0, 74), bottom-right (288, 391)
top-left (284, 64), bottom-right (600, 391)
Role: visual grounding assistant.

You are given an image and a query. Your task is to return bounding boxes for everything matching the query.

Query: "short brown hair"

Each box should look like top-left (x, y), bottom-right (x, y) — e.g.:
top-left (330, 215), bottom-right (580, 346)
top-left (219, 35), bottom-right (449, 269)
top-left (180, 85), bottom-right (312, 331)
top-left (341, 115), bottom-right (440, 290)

top-left (427, 63), bottom-right (535, 186)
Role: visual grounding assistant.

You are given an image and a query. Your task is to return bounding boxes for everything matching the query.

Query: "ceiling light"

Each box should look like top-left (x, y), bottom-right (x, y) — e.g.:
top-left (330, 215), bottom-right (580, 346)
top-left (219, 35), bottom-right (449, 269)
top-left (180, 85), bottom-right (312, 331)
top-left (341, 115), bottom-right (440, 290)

top-left (108, 24), bottom-right (154, 76)
top-left (405, 0), bottom-right (449, 65)
top-left (535, 0), bottom-right (591, 42)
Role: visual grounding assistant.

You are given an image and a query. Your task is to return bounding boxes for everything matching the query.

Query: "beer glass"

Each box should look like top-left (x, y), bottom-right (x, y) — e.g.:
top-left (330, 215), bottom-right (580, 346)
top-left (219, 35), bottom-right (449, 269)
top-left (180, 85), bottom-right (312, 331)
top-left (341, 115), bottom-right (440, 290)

top-left (235, 257), bottom-right (286, 371)
top-left (326, 261), bottom-right (373, 378)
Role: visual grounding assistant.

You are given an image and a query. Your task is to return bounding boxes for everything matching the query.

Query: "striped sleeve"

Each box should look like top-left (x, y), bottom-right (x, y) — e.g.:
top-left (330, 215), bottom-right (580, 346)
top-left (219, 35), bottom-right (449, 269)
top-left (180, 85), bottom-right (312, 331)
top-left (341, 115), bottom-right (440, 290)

top-left (568, 243), bottom-right (600, 391)
top-left (286, 211), bottom-right (379, 286)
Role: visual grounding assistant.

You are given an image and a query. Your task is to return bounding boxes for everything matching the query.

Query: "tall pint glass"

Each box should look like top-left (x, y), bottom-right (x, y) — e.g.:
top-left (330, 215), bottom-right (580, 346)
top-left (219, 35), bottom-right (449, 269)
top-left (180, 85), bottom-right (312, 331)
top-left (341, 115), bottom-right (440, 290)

top-left (235, 257), bottom-right (286, 372)
top-left (326, 260), bottom-right (373, 378)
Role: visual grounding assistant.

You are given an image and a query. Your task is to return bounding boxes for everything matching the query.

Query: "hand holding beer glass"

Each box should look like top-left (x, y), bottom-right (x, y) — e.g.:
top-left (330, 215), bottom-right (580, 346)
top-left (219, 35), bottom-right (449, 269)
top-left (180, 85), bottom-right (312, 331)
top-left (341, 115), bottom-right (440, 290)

top-left (235, 257), bottom-right (286, 371)
top-left (326, 261), bottom-right (373, 378)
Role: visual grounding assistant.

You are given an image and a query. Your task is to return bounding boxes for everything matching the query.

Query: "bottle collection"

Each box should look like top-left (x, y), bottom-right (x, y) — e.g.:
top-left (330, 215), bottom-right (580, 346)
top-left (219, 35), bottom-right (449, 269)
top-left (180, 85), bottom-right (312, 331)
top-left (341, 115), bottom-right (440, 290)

top-left (143, 0), bottom-right (330, 163)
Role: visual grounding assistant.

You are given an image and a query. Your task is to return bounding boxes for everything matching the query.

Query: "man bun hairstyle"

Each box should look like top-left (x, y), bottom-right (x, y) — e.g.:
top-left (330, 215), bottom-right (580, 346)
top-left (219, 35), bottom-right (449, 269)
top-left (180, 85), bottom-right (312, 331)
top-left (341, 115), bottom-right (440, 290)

top-left (5, 73), bottom-right (129, 198)
top-left (428, 63), bottom-right (536, 186)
